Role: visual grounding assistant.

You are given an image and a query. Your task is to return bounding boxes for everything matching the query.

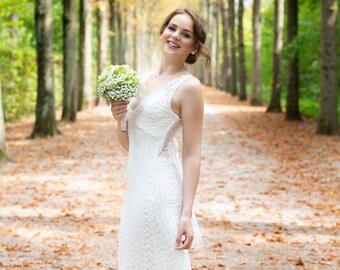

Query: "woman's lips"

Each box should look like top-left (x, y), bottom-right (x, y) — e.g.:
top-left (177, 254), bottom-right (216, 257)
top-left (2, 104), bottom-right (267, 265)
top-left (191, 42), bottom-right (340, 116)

top-left (167, 40), bottom-right (180, 48)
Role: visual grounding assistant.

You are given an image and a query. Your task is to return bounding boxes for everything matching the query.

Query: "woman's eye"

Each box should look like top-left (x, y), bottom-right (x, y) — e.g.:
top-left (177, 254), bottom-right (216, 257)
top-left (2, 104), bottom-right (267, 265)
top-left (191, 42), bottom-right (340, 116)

top-left (168, 26), bottom-right (176, 31)
top-left (182, 33), bottom-right (190, 38)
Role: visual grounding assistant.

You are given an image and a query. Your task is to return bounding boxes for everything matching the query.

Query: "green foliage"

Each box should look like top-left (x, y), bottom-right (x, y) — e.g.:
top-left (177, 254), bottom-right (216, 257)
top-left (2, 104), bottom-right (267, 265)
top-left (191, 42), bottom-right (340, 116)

top-left (0, 0), bottom-right (36, 121)
top-left (0, 0), bottom-right (65, 122)
top-left (244, 0), bottom-right (340, 121)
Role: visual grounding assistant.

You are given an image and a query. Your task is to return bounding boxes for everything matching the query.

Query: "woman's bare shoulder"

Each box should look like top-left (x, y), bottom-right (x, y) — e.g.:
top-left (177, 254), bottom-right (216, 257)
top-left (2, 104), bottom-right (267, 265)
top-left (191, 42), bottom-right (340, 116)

top-left (180, 75), bottom-right (202, 95)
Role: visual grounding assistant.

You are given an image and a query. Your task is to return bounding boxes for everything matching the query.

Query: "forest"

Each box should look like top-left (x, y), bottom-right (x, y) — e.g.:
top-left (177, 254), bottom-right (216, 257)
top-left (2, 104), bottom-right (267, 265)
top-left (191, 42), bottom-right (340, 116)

top-left (0, 0), bottom-right (339, 269)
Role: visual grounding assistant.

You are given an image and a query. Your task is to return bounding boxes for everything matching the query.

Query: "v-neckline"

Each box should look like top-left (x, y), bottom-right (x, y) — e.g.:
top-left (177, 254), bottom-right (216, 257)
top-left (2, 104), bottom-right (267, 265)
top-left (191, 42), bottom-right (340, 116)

top-left (132, 74), bottom-right (190, 112)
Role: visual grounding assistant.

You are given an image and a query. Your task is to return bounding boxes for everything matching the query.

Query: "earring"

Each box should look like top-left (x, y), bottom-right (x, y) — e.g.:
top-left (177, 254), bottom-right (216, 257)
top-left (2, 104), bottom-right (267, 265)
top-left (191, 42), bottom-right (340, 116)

top-left (191, 51), bottom-right (196, 55)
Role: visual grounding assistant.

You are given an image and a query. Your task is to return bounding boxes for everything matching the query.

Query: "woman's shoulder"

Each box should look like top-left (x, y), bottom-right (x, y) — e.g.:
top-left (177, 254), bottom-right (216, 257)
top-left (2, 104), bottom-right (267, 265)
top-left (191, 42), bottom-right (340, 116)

top-left (180, 73), bottom-right (202, 92)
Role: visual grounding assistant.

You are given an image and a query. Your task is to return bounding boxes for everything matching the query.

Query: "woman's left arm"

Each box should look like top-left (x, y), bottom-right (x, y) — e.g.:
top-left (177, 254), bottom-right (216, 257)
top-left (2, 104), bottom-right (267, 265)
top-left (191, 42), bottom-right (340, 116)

top-left (175, 78), bottom-right (203, 250)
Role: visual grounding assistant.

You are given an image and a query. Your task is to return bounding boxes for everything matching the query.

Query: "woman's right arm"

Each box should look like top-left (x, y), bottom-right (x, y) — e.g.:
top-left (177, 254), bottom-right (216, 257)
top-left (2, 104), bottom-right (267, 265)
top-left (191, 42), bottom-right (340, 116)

top-left (111, 101), bottom-right (129, 151)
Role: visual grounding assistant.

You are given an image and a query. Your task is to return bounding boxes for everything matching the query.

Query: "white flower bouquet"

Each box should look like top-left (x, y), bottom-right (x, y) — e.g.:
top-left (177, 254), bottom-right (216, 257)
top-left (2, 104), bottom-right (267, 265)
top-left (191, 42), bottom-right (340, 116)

top-left (97, 64), bottom-right (142, 131)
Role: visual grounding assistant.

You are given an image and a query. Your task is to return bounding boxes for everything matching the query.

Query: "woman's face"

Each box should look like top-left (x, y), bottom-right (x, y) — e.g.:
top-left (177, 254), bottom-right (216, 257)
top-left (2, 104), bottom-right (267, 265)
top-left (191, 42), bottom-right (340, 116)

top-left (160, 14), bottom-right (197, 62)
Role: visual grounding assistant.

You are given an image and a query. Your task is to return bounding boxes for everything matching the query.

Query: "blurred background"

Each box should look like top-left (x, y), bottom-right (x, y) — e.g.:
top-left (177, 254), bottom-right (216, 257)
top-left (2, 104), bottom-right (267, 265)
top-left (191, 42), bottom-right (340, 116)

top-left (0, 0), bottom-right (338, 135)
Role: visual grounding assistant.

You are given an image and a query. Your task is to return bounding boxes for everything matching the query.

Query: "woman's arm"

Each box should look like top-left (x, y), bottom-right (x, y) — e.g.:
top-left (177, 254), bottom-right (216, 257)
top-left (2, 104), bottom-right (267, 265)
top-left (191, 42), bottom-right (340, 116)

top-left (111, 101), bottom-right (129, 151)
top-left (175, 78), bottom-right (204, 250)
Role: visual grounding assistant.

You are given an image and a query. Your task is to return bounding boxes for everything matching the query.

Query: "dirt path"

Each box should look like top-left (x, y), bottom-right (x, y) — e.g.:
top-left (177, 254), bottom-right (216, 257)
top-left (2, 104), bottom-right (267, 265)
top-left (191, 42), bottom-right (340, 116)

top-left (0, 86), bottom-right (339, 269)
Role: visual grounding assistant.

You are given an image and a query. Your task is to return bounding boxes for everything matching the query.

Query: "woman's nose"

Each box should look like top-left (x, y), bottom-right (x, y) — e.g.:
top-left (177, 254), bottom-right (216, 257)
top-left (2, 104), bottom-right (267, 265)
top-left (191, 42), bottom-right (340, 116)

top-left (172, 31), bottom-right (180, 40)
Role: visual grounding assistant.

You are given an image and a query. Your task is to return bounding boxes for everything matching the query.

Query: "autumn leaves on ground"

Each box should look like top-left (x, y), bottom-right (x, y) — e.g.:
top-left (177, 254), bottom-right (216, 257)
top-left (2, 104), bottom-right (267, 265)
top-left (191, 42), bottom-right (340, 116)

top-left (0, 86), bottom-right (339, 270)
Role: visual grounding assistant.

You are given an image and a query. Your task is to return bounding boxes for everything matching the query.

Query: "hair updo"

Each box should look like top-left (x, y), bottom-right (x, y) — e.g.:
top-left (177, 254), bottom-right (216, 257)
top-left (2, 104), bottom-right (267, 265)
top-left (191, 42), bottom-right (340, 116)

top-left (159, 8), bottom-right (211, 68)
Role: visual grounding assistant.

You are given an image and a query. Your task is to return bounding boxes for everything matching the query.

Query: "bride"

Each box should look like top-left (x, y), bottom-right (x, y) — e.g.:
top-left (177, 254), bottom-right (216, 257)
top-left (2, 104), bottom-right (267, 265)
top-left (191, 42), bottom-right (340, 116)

top-left (111, 8), bottom-right (210, 269)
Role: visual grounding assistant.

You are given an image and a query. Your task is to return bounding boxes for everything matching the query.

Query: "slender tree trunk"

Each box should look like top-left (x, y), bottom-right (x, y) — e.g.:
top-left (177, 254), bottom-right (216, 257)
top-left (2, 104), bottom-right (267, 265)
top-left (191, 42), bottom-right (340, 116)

top-left (132, 2), bottom-right (138, 70)
top-left (206, 0), bottom-right (213, 86)
top-left (202, 0), bottom-right (210, 85)
top-left (96, 0), bottom-right (109, 105)
top-left (220, 0), bottom-right (230, 92)
top-left (251, 0), bottom-right (262, 105)
top-left (229, 0), bottom-right (238, 96)
top-left (31, 0), bottom-right (58, 138)
top-left (116, 2), bottom-right (124, 64)
top-left (318, 0), bottom-right (338, 135)
top-left (0, 80), bottom-right (8, 161)
top-left (78, 0), bottom-right (92, 111)
top-left (267, 0), bottom-right (284, 112)
top-left (286, 0), bottom-right (301, 120)
top-left (123, 6), bottom-right (128, 65)
top-left (211, 3), bottom-right (218, 88)
top-left (109, 0), bottom-right (116, 64)
top-left (62, 0), bottom-right (77, 121)
top-left (238, 0), bottom-right (247, 100)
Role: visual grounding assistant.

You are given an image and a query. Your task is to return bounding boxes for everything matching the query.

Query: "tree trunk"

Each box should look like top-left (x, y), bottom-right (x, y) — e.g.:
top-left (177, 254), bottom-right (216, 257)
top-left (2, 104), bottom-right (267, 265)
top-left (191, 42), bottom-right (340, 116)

top-left (116, 2), bottom-right (124, 64)
top-left (286, 0), bottom-right (301, 120)
top-left (0, 80), bottom-right (8, 161)
top-left (238, 0), bottom-right (247, 100)
top-left (31, 0), bottom-right (58, 138)
top-left (132, 2), bottom-right (137, 70)
top-left (78, 0), bottom-right (93, 111)
top-left (220, 0), bottom-right (231, 92)
top-left (251, 0), bottom-right (262, 105)
top-left (109, 0), bottom-right (116, 64)
top-left (229, 0), bottom-right (238, 96)
top-left (206, 0), bottom-right (213, 86)
top-left (267, 0), bottom-right (284, 112)
top-left (211, 2), bottom-right (218, 88)
top-left (62, 0), bottom-right (77, 121)
top-left (96, 0), bottom-right (109, 105)
top-left (318, 0), bottom-right (338, 135)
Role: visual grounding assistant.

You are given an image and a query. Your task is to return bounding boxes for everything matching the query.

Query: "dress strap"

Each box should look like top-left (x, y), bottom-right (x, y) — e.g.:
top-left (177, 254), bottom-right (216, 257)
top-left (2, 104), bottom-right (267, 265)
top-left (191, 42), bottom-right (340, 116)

top-left (164, 75), bottom-right (200, 107)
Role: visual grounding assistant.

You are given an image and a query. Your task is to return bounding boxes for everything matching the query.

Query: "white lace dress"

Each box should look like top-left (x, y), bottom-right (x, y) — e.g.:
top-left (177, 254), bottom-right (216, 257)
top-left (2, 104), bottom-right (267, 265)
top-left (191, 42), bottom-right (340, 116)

top-left (117, 75), bottom-right (202, 270)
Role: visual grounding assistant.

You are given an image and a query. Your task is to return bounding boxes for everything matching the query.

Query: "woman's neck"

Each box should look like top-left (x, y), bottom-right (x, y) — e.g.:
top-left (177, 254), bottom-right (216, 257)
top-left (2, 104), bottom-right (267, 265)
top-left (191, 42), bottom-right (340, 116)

top-left (156, 56), bottom-right (187, 76)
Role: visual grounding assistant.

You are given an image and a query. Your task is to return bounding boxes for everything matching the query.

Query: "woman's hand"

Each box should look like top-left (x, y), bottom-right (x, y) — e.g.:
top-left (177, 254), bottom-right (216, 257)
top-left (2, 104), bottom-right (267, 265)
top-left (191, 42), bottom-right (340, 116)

top-left (175, 216), bottom-right (194, 250)
top-left (111, 101), bottom-right (129, 121)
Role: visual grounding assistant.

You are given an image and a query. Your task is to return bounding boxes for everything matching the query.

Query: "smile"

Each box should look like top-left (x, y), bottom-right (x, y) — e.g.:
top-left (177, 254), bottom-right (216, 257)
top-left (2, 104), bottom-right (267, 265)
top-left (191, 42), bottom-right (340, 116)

top-left (167, 40), bottom-right (180, 48)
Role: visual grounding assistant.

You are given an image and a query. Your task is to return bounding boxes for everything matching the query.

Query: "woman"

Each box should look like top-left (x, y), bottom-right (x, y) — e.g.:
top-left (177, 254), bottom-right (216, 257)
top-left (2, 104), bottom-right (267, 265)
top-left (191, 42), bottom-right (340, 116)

top-left (111, 8), bottom-right (210, 269)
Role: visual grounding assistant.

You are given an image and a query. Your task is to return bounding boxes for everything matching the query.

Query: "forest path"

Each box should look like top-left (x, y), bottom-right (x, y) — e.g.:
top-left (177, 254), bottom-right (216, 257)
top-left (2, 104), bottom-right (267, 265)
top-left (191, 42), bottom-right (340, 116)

top-left (0, 86), bottom-right (339, 269)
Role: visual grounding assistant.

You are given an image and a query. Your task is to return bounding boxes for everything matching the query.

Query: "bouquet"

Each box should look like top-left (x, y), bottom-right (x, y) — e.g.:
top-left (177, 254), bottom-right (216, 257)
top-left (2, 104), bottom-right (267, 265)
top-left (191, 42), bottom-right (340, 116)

top-left (97, 64), bottom-right (142, 131)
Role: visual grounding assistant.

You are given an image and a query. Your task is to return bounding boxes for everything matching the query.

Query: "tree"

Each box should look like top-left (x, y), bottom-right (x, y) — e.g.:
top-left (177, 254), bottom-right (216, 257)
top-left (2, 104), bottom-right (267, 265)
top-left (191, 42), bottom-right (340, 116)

top-left (210, 1), bottom-right (218, 88)
top-left (116, 1), bottom-right (124, 65)
top-left (251, 0), bottom-right (262, 105)
top-left (220, 0), bottom-right (231, 92)
top-left (61, 0), bottom-right (77, 121)
top-left (78, 0), bottom-right (93, 111)
top-left (31, 0), bottom-right (58, 138)
top-left (267, 0), bottom-right (284, 112)
top-left (229, 0), bottom-right (238, 96)
top-left (96, 0), bottom-right (109, 105)
top-left (109, 0), bottom-right (117, 65)
top-left (0, 79), bottom-right (8, 161)
top-left (238, 0), bottom-right (247, 101)
top-left (132, 2), bottom-right (137, 70)
top-left (286, 0), bottom-right (301, 120)
top-left (317, 0), bottom-right (338, 135)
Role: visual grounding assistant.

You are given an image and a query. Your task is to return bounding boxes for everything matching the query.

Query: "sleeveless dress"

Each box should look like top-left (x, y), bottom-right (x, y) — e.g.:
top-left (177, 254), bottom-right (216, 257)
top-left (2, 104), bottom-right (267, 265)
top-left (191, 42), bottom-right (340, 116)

top-left (117, 74), bottom-right (202, 270)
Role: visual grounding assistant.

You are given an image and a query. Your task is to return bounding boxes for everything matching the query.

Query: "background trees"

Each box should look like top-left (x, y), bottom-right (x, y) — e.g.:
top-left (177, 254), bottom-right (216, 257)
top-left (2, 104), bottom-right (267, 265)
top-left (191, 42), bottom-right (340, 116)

top-left (267, 0), bottom-right (284, 113)
top-left (318, 0), bottom-right (338, 135)
top-left (251, 0), bottom-right (262, 105)
top-left (31, 0), bottom-right (58, 138)
top-left (0, 0), bottom-right (338, 142)
top-left (286, 0), bottom-right (301, 120)
top-left (62, 0), bottom-right (78, 121)
top-left (0, 80), bottom-right (7, 160)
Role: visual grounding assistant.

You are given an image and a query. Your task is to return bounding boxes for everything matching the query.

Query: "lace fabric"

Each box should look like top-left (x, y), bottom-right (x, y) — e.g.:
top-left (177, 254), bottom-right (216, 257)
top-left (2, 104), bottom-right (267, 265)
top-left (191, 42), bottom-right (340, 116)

top-left (118, 74), bottom-right (202, 269)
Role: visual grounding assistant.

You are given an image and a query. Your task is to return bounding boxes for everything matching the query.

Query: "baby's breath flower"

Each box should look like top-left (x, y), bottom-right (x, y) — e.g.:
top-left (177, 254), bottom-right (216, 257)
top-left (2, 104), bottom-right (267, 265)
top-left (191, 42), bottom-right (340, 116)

top-left (97, 64), bottom-right (142, 105)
